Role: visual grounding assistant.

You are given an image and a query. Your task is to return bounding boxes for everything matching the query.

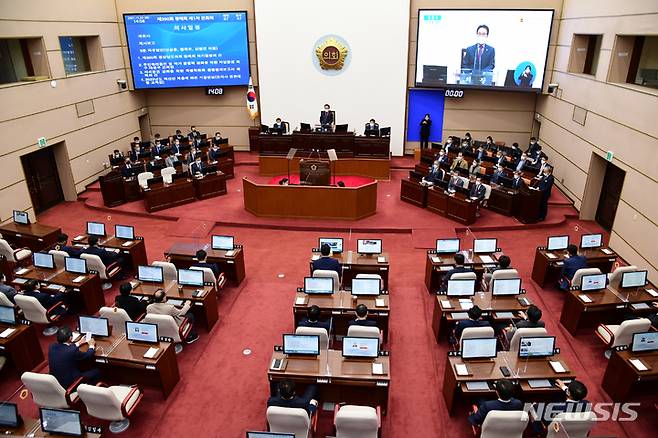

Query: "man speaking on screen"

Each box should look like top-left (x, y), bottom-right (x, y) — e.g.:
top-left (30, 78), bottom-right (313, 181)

top-left (461, 24), bottom-right (495, 72)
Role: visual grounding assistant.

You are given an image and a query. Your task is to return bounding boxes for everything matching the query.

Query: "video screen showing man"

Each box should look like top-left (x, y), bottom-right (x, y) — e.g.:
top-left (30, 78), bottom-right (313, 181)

top-left (461, 24), bottom-right (495, 73)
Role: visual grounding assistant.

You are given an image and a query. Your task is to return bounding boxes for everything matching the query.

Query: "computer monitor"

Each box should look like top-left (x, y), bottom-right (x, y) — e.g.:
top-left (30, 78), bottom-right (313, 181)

top-left (115, 224), bottom-right (135, 240)
top-left (33, 252), bottom-right (55, 269)
top-left (178, 268), bottom-right (204, 287)
top-left (621, 270), bottom-right (647, 288)
top-left (86, 221), bottom-right (106, 237)
top-left (581, 273), bottom-right (607, 292)
top-left (0, 305), bottom-right (16, 325)
top-left (473, 238), bottom-right (497, 254)
top-left (282, 334), bottom-right (320, 356)
top-left (137, 265), bottom-right (164, 283)
top-left (461, 337), bottom-right (497, 360)
top-left (436, 238), bottom-right (460, 253)
top-left (342, 337), bottom-right (379, 359)
top-left (211, 235), bottom-right (234, 250)
top-left (260, 124), bottom-right (269, 133)
top-left (357, 239), bottom-right (382, 255)
top-left (492, 278), bottom-right (522, 296)
top-left (64, 257), bottom-right (87, 274)
top-left (318, 237), bottom-right (343, 253)
top-left (631, 332), bottom-right (658, 353)
top-left (247, 432), bottom-right (294, 438)
top-left (300, 122), bottom-right (311, 132)
top-left (335, 124), bottom-right (348, 133)
top-left (303, 277), bottom-right (333, 295)
top-left (519, 336), bottom-right (556, 358)
top-left (12, 210), bottom-right (29, 225)
top-left (447, 279), bottom-right (476, 297)
top-left (580, 233), bottom-right (603, 249)
top-left (380, 127), bottom-right (391, 137)
top-left (547, 235), bottom-right (569, 251)
top-left (39, 408), bottom-right (83, 437)
top-left (351, 278), bottom-right (380, 296)
top-left (78, 316), bottom-right (109, 337)
top-left (0, 402), bottom-right (20, 428)
top-left (125, 321), bottom-right (159, 344)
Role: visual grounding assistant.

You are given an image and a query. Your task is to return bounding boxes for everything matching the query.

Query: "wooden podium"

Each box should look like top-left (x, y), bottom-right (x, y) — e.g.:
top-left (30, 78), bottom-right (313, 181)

top-left (299, 159), bottom-right (331, 186)
top-left (514, 186), bottom-right (543, 223)
top-left (99, 170), bottom-right (126, 207)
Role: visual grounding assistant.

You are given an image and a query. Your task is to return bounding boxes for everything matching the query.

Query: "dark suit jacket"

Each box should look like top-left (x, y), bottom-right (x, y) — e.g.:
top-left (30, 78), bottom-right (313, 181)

top-left (561, 255), bottom-right (587, 280)
top-left (462, 44), bottom-right (496, 71)
top-left (476, 149), bottom-right (487, 161)
top-left (129, 150), bottom-right (141, 162)
top-left (82, 245), bottom-right (119, 267)
top-left (455, 319), bottom-right (491, 340)
top-left (538, 174), bottom-right (554, 197)
top-left (115, 294), bottom-right (146, 321)
top-left (436, 154), bottom-right (449, 166)
top-left (298, 318), bottom-right (331, 332)
top-left (348, 318), bottom-right (378, 328)
top-left (170, 144), bottom-right (183, 155)
top-left (121, 165), bottom-right (135, 178)
top-left (440, 266), bottom-right (473, 291)
top-left (426, 168), bottom-right (445, 185)
top-left (469, 183), bottom-right (486, 201)
top-left (192, 262), bottom-right (220, 279)
top-left (0, 283), bottom-right (18, 304)
top-left (190, 161), bottom-right (205, 175)
top-left (25, 289), bottom-right (65, 310)
top-left (420, 119), bottom-right (431, 137)
top-left (208, 148), bottom-right (224, 162)
top-left (468, 398), bottom-right (523, 426)
top-left (312, 257), bottom-right (341, 278)
top-left (320, 111), bottom-right (334, 126)
top-left (516, 159), bottom-right (529, 172)
top-left (48, 343), bottom-right (95, 388)
top-left (518, 72), bottom-right (534, 87)
top-left (512, 177), bottom-right (525, 190)
top-left (490, 171), bottom-right (505, 185)
top-left (447, 177), bottom-right (464, 191)
top-left (267, 384), bottom-right (318, 414)
top-left (53, 243), bottom-right (82, 258)
top-left (364, 123), bottom-right (379, 136)
top-left (496, 156), bottom-right (506, 167)
top-left (151, 145), bottom-right (166, 158)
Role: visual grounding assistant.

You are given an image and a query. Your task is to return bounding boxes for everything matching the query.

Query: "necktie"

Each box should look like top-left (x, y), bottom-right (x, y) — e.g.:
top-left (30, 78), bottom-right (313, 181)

top-left (477, 45), bottom-right (484, 67)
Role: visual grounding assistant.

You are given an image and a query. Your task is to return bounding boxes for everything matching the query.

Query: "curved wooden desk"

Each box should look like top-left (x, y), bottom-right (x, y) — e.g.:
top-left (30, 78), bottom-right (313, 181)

top-left (242, 178), bottom-right (377, 220)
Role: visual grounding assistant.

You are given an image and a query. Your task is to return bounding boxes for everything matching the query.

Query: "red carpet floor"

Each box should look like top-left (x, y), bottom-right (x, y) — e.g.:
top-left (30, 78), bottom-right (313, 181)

top-left (3, 156), bottom-right (656, 437)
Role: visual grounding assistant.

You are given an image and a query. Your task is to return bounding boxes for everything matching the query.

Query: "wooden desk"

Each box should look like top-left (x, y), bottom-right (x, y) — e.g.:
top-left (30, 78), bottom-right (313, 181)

top-left (268, 349), bottom-right (390, 413)
top-left (560, 284), bottom-right (658, 335)
top-left (427, 188), bottom-right (477, 225)
top-left (243, 178), bottom-right (378, 221)
top-left (431, 293), bottom-right (531, 343)
top-left (0, 322), bottom-right (44, 372)
top-left (0, 222), bottom-right (61, 253)
top-left (293, 290), bottom-right (390, 342)
top-left (1, 418), bottom-right (101, 437)
top-left (424, 252), bottom-right (499, 293)
top-left (602, 349), bottom-right (658, 401)
top-left (73, 234), bottom-right (147, 273)
top-left (443, 352), bottom-right (576, 415)
top-left (89, 335), bottom-right (179, 398)
top-left (165, 243), bottom-right (246, 286)
top-left (530, 247), bottom-right (618, 288)
top-left (143, 179), bottom-right (196, 212)
top-left (487, 185), bottom-right (517, 216)
top-left (193, 172), bottom-right (227, 199)
top-left (14, 267), bottom-right (104, 315)
top-left (258, 132), bottom-right (390, 158)
top-left (400, 178), bottom-right (427, 207)
top-left (309, 252), bottom-right (390, 290)
top-left (513, 187), bottom-right (543, 224)
top-left (258, 156), bottom-right (391, 180)
top-left (131, 280), bottom-right (218, 330)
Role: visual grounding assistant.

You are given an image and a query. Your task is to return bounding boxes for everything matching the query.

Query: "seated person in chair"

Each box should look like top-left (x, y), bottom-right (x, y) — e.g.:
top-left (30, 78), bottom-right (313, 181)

top-left (21, 279), bottom-right (67, 316)
top-left (298, 305), bottom-right (331, 332)
top-left (440, 253), bottom-right (473, 292)
top-left (192, 249), bottom-right (220, 279)
top-left (422, 160), bottom-right (445, 186)
top-left (320, 104), bottom-right (334, 130)
top-left (447, 170), bottom-right (464, 192)
top-left (311, 244), bottom-right (341, 279)
top-left (450, 152), bottom-right (469, 171)
top-left (190, 156), bottom-right (205, 176)
top-left (147, 290), bottom-right (198, 344)
top-left (558, 244), bottom-right (587, 290)
top-left (348, 304), bottom-right (378, 327)
top-left (489, 165), bottom-right (506, 186)
top-left (503, 304), bottom-right (545, 341)
top-left (83, 236), bottom-right (121, 268)
top-left (272, 118), bottom-right (286, 134)
top-left (212, 131), bottom-right (224, 146)
top-left (267, 379), bottom-right (318, 416)
top-left (454, 305), bottom-right (490, 340)
top-left (364, 119), bottom-right (379, 136)
top-left (52, 234), bottom-right (82, 258)
top-left (482, 255), bottom-right (511, 289)
top-left (533, 380), bottom-right (591, 430)
top-left (468, 379), bottom-right (523, 426)
top-left (469, 176), bottom-right (486, 202)
top-left (48, 326), bottom-right (100, 388)
top-left (0, 273), bottom-right (18, 304)
top-left (115, 283), bottom-right (147, 321)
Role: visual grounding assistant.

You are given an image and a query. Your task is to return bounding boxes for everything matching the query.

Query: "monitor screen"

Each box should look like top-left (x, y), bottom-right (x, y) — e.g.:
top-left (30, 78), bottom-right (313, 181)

top-left (86, 221), bottom-right (106, 236)
top-left (342, 337), bottom-right (379, 359)
top-left (580, 233), bottom-right (603, 249)
top-left (447, 279), bottom-right (476, 296)
top-left (78, 316), bottom-right (109, 337)
top-left (247, 433), bottom-right (295, 438)
top-left (137, 265), bottom-right (164, 283)
top-left (436, 238), bottom-right (460, 253)
top-left (40, 408), bottom-right (83, 437)
top-left (0, 402), bottom-right (19, 428)
top-left (33, 252), bottom-right (55, 269)
top-left (212, 235), bottom-right (234, 250)
top-left (581, 273), bottom-right (607, 292)
top-left (357, 239), bottom-right (382, 254)
top-left (282, 334), bottom-right (320, 356)
top-left (115, 224), bottom-right (135, 240)
top-left (631, 332), bottom-right (658, 353)
top-left (547, 235), bottom-right (569, 251)
top-left (415, 9), bottom-right (554, 92)
top-left (0, 305), bottom-right (16, 325)
top-left (125, 321), bottom-right (159, 344)
top-left (519, 336), bottom-right (555, 358)
top-left (621, 270), bottom-right (647, 288)
top-left (64, 257), bottom-right (87, 274)
top-left (473, 238), bottom-right (497, 254)
top-left (461, 337), bottom-right (497, 360)
top-left (178, 268), bottom-right (204, 287)
top-left (351, 278), bottom-right (380, 296)
top-left (303, 277), bottom-right (333, 294)
top-left (124, 12), bottom-right (250, 89)
top-left (492, 278), bottom-right (522, 296)
top-left (12, 210), bottom-right (28, 225)
top-left (319, 237), bottom-right (343, 253)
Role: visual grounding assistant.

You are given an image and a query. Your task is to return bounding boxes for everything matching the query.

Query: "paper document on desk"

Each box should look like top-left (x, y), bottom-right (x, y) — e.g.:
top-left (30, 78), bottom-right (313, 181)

top-left (465, 381), bottom-right (488, 391)
top-left (441, 300), bottom-right (452, 309)
top-left (631, 302), bottom-right (650, 310)
top-left (578, 294), bottom-right (592, 303)
top-left (601, 248), bottom-right (613, 255)
top-left (439, 266), bottom-right (453, 271)
top-left (225, 250), bottom-right (236, 257)
top-left (549, 361), bottom-right (566, 373)
top-left (646, 289), bottom-right (658, 297)
top-left (372, 363), bottom-right (384, 375)
top-left (72, 275), bottom-right (86, 283)
top-left (15, 268), bottom-right (29, 275)
top-left (311, 255), bottom-right (320, 261)
top-left (121, 241), bottom-right (133, 247)
top-left (74, 235), bottom-right (85, 241)
top-left (375, 298), bottom-right (385, 308)
top-left (0, 328), bottom-right (16, 338)
top-left (459, 300), bottom-right (473, 310)
top-left (545, 253), bottom-right (557, 259)
top-left (431, 256), bottom-right (441, 263)
top-left (295, 297), bottom-right (307, 306)
top-left (528, 379), bottom-right (552, 388)
top-left (479, 255), bottom-right (494, 264)
top-left (13, 278), bottom-right (27, 284)
top-left (377, 256), bottom-right (386, 263)
top-left (455, 364), bottom-right (469, 376)
top-left (143, 347), bottom-right (160, 359)
top-left (629, 359), bottom-right (648, 371)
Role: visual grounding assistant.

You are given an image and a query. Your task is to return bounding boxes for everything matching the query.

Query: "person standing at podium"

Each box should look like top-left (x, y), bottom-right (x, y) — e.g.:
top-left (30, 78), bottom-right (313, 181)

top-left (537, 165), bottom-right (554, 221)
top-left (320, 104), bottom-right (334, 131)
top-left (419, 114), bottom-right (431, 149)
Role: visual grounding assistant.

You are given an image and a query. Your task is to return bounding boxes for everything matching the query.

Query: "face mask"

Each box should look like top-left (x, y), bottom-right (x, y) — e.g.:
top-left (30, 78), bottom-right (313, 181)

top-left (477, 36), bottom-right (487, 45)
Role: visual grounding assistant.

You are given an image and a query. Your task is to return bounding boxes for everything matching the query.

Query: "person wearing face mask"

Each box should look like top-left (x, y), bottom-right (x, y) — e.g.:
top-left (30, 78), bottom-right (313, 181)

top-left (122, 157), bottom-right (134, 178)
top-left (461, 24), bottom-right (496, 72)
top-left (447, 170), bottom-right (464, 192)
top-left (469, 176), bottom-right (486, 216)
top-left (475, 145), bottom-right (487, 161)
top-left (490, 165), bottom-right (506, 186)
top-left (171, 139), bottom-right (182, 157)
top-left (422, 160), bottom-right (445, 186)
top-left (511, 170), bottom-right (525, 190)
top-left (485, 136), bottom-right (497, 152)
top-left (320, 104), bottom-right (334, 131)
top-left (272, 118), bottom-right (286, 135)
top-left (364, 119), bottom-right (379, 136)
top-left (212, 131), bottom-right (224, 146)
top-left (509, 142), bottom-right (522, 162)
top-left (190, 156), bottom-right (205, 176)
top-left (469, 159), bottom-right (481, 176)
top-left (443, 136), bottom-right (455, 154)
top-left (536, 155), bottom-right (550, 176)
top-left (537, 165), bottom-right (554, 221)
top-left (419, 114), bottom-right (431, 149)
top-left (450, 152), bottom-right (468, 171)
top-left (435, 149), bottom-right (449, 166)
top-left (526, 137), bottom-right (541, 156)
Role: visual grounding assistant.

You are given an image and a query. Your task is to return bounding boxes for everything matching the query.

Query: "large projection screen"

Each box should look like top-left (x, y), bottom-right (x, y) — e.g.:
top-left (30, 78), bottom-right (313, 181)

top-left (254, 0), bottom-right (410, 156)
top-left (415, 9), bottom-right (554, 92)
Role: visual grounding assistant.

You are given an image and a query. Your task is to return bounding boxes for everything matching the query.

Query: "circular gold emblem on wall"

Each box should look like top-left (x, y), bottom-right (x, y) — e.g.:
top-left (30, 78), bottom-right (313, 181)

top-left (315, 37), bottom-right (349, 70)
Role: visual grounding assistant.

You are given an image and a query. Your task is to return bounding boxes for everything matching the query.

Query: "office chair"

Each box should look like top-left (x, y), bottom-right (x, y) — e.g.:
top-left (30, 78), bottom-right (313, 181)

top-left (77, 383), bottom-right (144, 434)
top-left (477, 410), bottom-right (529, 438)
top-left (295, 326), bottom-right (329, 350)
top-left (334, 404), bottom-right (381, 438)
top-left (152, 261), bottom-right (178, 282)
top-left (459, 327), bottom-right (495, 347)
top-left (346, 325), bottom-right (382, 346)
top-left (312, 269), bottom-right (340, 293)
top-left (80, 253), bottom-right (122, 290)
top-left (545, 411), bottom-right (597, 438)
top-left (136, 171), bottom-right (154, 189)
top-left (596, 318), bottom-right (651, 359)
top-left (0, 238), bottom-right (32, 265)
top-left (14, 294), bottom-right (66, 336)
top-left (451, 272), bottom-right (477, 281)
top-left (48, 250), bottom-right (69, 269)
top-left (568, 268), bottom-right (603, 289)
top-left (21, 372), bottom-right (83, 409)
top-left (355, 273), bottom-right (384, 291)
top-left (607, 265), bottom-right (638, 289)
top-left (99, 306), bottom-right (139, 335)
top-left (0, 291), bottom-right (13, 307)
top-left (266, 406), bottom-right (317, 438)
top-left (484, 269), bottom-right (519, 292)
top-left (142, 313), bottom-right (192, 354)
top-left (509, 327), bottom-right (548, 353)
top-left (161, 167), bottom-right (176, 184)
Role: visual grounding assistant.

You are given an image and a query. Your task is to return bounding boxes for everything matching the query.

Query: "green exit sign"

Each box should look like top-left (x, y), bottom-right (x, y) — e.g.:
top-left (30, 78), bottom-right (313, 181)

top-left (605, 150), bottom-right (614, 162)
top-left (37, 137), bottom-right (47, 148)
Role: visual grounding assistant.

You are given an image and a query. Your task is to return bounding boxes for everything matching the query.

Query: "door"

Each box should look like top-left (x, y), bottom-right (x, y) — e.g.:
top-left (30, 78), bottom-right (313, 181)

top-left (138, 113), bottom-right (151, 141)
top-left (595, 162), bottom-right (625, 231)
top-left (21, 147), bottom-right (64, 213)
